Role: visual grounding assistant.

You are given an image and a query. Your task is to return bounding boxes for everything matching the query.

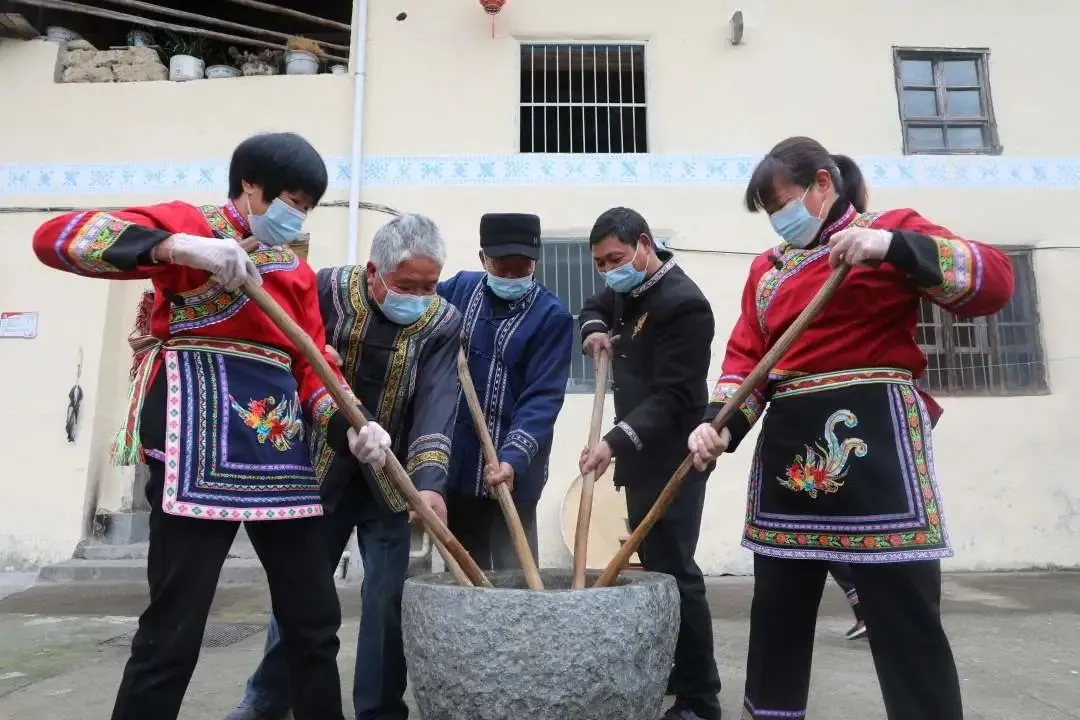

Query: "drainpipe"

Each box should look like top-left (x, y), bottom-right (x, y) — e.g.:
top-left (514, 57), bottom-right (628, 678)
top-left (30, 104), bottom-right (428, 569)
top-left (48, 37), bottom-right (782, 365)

top-left (345, 0), bottom-right (368, 266)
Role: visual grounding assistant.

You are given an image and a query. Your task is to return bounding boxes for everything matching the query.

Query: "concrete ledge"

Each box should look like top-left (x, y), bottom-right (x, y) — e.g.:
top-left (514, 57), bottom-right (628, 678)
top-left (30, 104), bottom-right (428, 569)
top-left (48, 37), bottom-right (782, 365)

top-left (38, 559), bottom-right (267, 584)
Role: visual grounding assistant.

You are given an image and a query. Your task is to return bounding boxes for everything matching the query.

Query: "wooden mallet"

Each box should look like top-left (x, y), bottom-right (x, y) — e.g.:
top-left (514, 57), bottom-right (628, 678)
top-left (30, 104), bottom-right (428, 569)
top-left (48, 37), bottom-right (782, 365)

top-left (455, 348), bottom-right (546, 590)
top-left (571, 348), bottom-right (611, 589)
top-left (593, 265), bottom-right (850, 588)
top-left (242, 280), bottom-right (492, 589)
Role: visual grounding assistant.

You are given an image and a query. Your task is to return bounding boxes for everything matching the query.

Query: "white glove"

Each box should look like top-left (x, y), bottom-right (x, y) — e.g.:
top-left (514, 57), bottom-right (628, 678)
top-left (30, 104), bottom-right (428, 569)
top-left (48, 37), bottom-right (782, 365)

top-left (169, 233), bottom-right (261, 291)
top-left (687, 424), bottom-right (731, 471)
top-left (347, 423), bottom-right (392, 470)
top-left (827, 227), bottom-right (893, 269)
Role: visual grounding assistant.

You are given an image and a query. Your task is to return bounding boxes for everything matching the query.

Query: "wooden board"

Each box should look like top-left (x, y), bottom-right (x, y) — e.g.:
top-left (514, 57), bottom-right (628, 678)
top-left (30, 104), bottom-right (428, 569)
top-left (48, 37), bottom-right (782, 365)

top-left (560, 467), bottom-right (640, 569)
top-left (0, 13), bottom-right (39, 39)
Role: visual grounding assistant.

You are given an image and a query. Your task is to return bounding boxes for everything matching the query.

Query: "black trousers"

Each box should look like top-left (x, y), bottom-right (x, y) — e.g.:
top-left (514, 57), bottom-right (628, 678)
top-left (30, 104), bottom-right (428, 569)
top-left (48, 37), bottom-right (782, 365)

top-left (625, 472), bottom-right (722, 720)
top-left (744, 554), bottom-right (963, 720)
top-left (827, 562), bottom-right (862, 620)
top-left (447, 492), bottom-right (539, 571)
top-left (110, 461), bottom-right (344, 720)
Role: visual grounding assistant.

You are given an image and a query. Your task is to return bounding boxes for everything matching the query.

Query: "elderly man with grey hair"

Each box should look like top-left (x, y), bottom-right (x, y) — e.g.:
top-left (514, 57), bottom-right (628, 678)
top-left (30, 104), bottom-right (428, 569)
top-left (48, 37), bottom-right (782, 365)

top-left (228, 213), bottom-right (462, 720)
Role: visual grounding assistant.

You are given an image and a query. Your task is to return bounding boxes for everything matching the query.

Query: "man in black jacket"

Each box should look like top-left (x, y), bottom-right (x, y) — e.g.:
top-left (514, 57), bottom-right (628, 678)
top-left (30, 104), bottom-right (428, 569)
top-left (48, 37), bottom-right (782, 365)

top-left (579, 207), bottom-right (722, 720)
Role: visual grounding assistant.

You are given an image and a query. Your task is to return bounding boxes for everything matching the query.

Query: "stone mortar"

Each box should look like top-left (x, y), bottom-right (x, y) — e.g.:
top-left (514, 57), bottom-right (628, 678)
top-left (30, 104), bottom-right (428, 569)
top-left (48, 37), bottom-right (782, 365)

top-left (402, 568), bottom-right (679, 720)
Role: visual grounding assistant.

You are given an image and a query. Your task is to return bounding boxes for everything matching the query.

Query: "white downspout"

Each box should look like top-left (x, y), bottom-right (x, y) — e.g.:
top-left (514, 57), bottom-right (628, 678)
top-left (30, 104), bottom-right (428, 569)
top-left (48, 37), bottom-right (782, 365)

top-left (336, 0), bottom-right (369, 579)
top-left (345, 0), bottom-right (368, 266)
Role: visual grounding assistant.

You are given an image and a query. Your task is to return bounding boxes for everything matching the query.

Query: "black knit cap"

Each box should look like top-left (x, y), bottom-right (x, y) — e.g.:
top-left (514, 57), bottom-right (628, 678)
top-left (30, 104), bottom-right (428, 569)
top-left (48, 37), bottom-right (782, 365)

top-left (479, 213), bottom-right (541, 260)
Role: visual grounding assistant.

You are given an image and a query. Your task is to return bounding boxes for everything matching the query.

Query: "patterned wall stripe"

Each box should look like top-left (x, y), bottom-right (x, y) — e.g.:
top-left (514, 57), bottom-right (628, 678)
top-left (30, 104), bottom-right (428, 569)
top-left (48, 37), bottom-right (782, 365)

top-left (3, 154), bottom-right (1080, 196)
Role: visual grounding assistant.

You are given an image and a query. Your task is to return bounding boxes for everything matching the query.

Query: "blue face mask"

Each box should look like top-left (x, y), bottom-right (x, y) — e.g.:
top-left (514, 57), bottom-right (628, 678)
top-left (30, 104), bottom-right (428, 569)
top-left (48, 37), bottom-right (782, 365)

top-left (486, 273), bottom-right (535, 302)
top-left (249, 198), bottom-right (306, 247)
top-left (768, 188), bottom-right (825, 249)
top-left (377, 273), bottom-right (433, 325)
top-left (602, 246), bottom-right (647, 294)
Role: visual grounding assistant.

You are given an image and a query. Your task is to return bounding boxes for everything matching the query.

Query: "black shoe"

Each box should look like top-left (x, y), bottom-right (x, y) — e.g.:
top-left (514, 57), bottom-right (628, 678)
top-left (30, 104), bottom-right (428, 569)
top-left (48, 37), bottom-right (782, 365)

top-left (661, 703), bottom-right (720, 720)
top-left (844, 620), bottom-right (868, 640)
top-left (224, 706), bottom-right (285, 720)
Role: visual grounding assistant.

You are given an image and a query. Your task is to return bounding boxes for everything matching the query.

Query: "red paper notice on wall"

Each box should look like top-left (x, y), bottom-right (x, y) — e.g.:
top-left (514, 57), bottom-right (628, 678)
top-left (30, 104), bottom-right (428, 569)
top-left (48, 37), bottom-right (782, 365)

top-left (0, 312), bottom-right (38, 339)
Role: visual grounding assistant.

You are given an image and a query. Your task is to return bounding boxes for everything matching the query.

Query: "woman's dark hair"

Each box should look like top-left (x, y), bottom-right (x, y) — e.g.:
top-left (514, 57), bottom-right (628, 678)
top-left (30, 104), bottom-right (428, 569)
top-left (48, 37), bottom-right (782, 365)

top-left (743, 136), bottom-right (867, 214)
top-left (227, 132), bottom-right (329, 205)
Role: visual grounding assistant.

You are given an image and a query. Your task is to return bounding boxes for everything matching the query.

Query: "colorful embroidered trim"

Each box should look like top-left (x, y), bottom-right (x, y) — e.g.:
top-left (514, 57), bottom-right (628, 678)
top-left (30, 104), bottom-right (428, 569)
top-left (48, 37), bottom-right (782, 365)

top-left (744, 384), bottom-right (951, 563)
top-left (754, 245), bottom-right (831, 334)
top-left (752, 208), bottom-right (881, 335)
top-left (163, 206), bottom-right (298, 333)
top-left (160, 349), bottom-right (322, 522)
top-left (742, 699), bottom-right (806, 719)
top-left (772, 368), bottom-right (913, 400)
top-left (111, 336), bottom-right (293, 466)
top-left (168, 248), bottom-right (298, 332)
top-left (710, 373), bottom-right (766, 426)
top-left (922, 236), bottom-right (982, 309)
top-left (407, 433), bottom-right (452, 475)
top-left (167, 337), bottom-right (292, 371)
top-left (53, 211), bottom-right (134, 274)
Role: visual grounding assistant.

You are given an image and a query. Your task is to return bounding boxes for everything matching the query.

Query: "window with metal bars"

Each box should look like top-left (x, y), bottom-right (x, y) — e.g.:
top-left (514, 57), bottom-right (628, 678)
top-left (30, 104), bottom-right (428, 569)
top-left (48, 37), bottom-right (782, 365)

top-left (519, 43), bottom-right (648, 154)
top-left (915, 250), bottom-right (1046, 395)
top-left (893, 47), bottom-right (1001, 155)
top-left (535, 239), bottom-right (609, 392)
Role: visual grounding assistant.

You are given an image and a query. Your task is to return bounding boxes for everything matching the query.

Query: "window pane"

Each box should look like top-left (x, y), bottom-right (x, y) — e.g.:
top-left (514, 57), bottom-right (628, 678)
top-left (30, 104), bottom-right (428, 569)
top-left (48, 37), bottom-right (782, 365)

top-left (907, 126), bottom-right (945, 151)
top-left (535, 240), bottom-right (605, 391)
top-left (519, 43), bottom-right (647, 156)
top-left (951, 320), bottom-right (987, 351)
top-left (943, 59), bottom-right (979, 86)
top-left (903, 90), bottom-right (939, 117)
top-left (946, 126), bottom-right (987, 149)
top-left (955, 352), bottom-right (992, 391)
top-left (915, 322), bottom-right (939, 348)
top-left (946, 90), bottom-right (983, 117)
top-left (920, 352), bottom-right (947, 392)
top-left (900, 59), bottom-right (934, 85)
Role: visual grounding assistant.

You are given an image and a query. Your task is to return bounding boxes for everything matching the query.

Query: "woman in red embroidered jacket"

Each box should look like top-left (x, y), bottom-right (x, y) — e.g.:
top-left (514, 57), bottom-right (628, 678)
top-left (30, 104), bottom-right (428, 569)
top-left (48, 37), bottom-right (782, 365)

top-left (687, 136), bottom-right (1014, 720)
top-left (32, 133), bottom-right (394, 720)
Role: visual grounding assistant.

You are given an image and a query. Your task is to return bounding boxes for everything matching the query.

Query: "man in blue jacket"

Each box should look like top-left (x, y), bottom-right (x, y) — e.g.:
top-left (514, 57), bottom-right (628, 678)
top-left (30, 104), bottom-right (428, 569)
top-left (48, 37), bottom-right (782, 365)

top-left (438, 213), bottom-right (574, 569)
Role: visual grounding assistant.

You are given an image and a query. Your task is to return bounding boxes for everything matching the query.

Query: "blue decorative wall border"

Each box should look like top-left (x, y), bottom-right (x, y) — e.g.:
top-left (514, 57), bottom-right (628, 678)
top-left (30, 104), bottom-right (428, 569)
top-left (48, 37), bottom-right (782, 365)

top-left (3, 154), bottom-right (1080, 196)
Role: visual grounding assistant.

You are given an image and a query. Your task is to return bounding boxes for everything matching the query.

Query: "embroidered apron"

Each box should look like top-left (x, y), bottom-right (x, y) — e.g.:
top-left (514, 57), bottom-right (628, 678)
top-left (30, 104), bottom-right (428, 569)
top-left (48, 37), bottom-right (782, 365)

top-left (743, 368), bottom-right (951, 563)
top-left (157, 337), bottom-right (322, 521)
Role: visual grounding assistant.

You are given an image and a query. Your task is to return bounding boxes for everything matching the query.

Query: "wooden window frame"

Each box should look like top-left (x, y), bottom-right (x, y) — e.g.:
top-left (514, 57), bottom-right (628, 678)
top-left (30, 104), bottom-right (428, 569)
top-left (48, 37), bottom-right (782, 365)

top-left (892, 46), bottom-right (1003, 156)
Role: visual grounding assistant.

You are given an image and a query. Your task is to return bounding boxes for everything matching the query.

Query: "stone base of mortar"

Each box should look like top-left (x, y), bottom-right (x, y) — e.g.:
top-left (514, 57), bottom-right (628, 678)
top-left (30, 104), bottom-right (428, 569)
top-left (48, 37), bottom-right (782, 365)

top-left (403, 568), bottom-right (679, 720)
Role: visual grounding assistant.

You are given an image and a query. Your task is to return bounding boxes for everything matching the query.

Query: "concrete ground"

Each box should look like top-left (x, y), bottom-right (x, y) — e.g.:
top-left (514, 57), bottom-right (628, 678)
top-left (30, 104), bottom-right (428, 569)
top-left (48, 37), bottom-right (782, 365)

top-left (0, 571), bottom-right (1077, 719)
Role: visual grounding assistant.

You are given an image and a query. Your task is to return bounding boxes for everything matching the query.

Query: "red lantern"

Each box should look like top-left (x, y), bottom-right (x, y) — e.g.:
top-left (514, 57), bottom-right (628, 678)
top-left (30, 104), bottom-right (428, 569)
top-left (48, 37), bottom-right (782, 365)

top-left (478, 0), bottom-right (506, 37)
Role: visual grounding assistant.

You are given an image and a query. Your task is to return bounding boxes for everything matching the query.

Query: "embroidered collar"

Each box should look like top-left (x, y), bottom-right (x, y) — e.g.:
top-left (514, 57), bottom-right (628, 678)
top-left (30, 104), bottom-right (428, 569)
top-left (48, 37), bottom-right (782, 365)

top-left (222, 200), bottom-right (252, 237)
top-left (630, 257), bottom-right (677, 298)
top-left (818, 203), bottom-right (857, 244)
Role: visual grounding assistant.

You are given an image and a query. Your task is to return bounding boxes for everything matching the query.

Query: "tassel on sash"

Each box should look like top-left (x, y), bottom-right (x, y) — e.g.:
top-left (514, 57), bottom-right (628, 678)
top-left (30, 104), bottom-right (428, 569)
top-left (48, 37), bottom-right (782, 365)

top-left (112, 291), bottom-right (159, 466)
top-left (111, 336), bottom-right (162, 466)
